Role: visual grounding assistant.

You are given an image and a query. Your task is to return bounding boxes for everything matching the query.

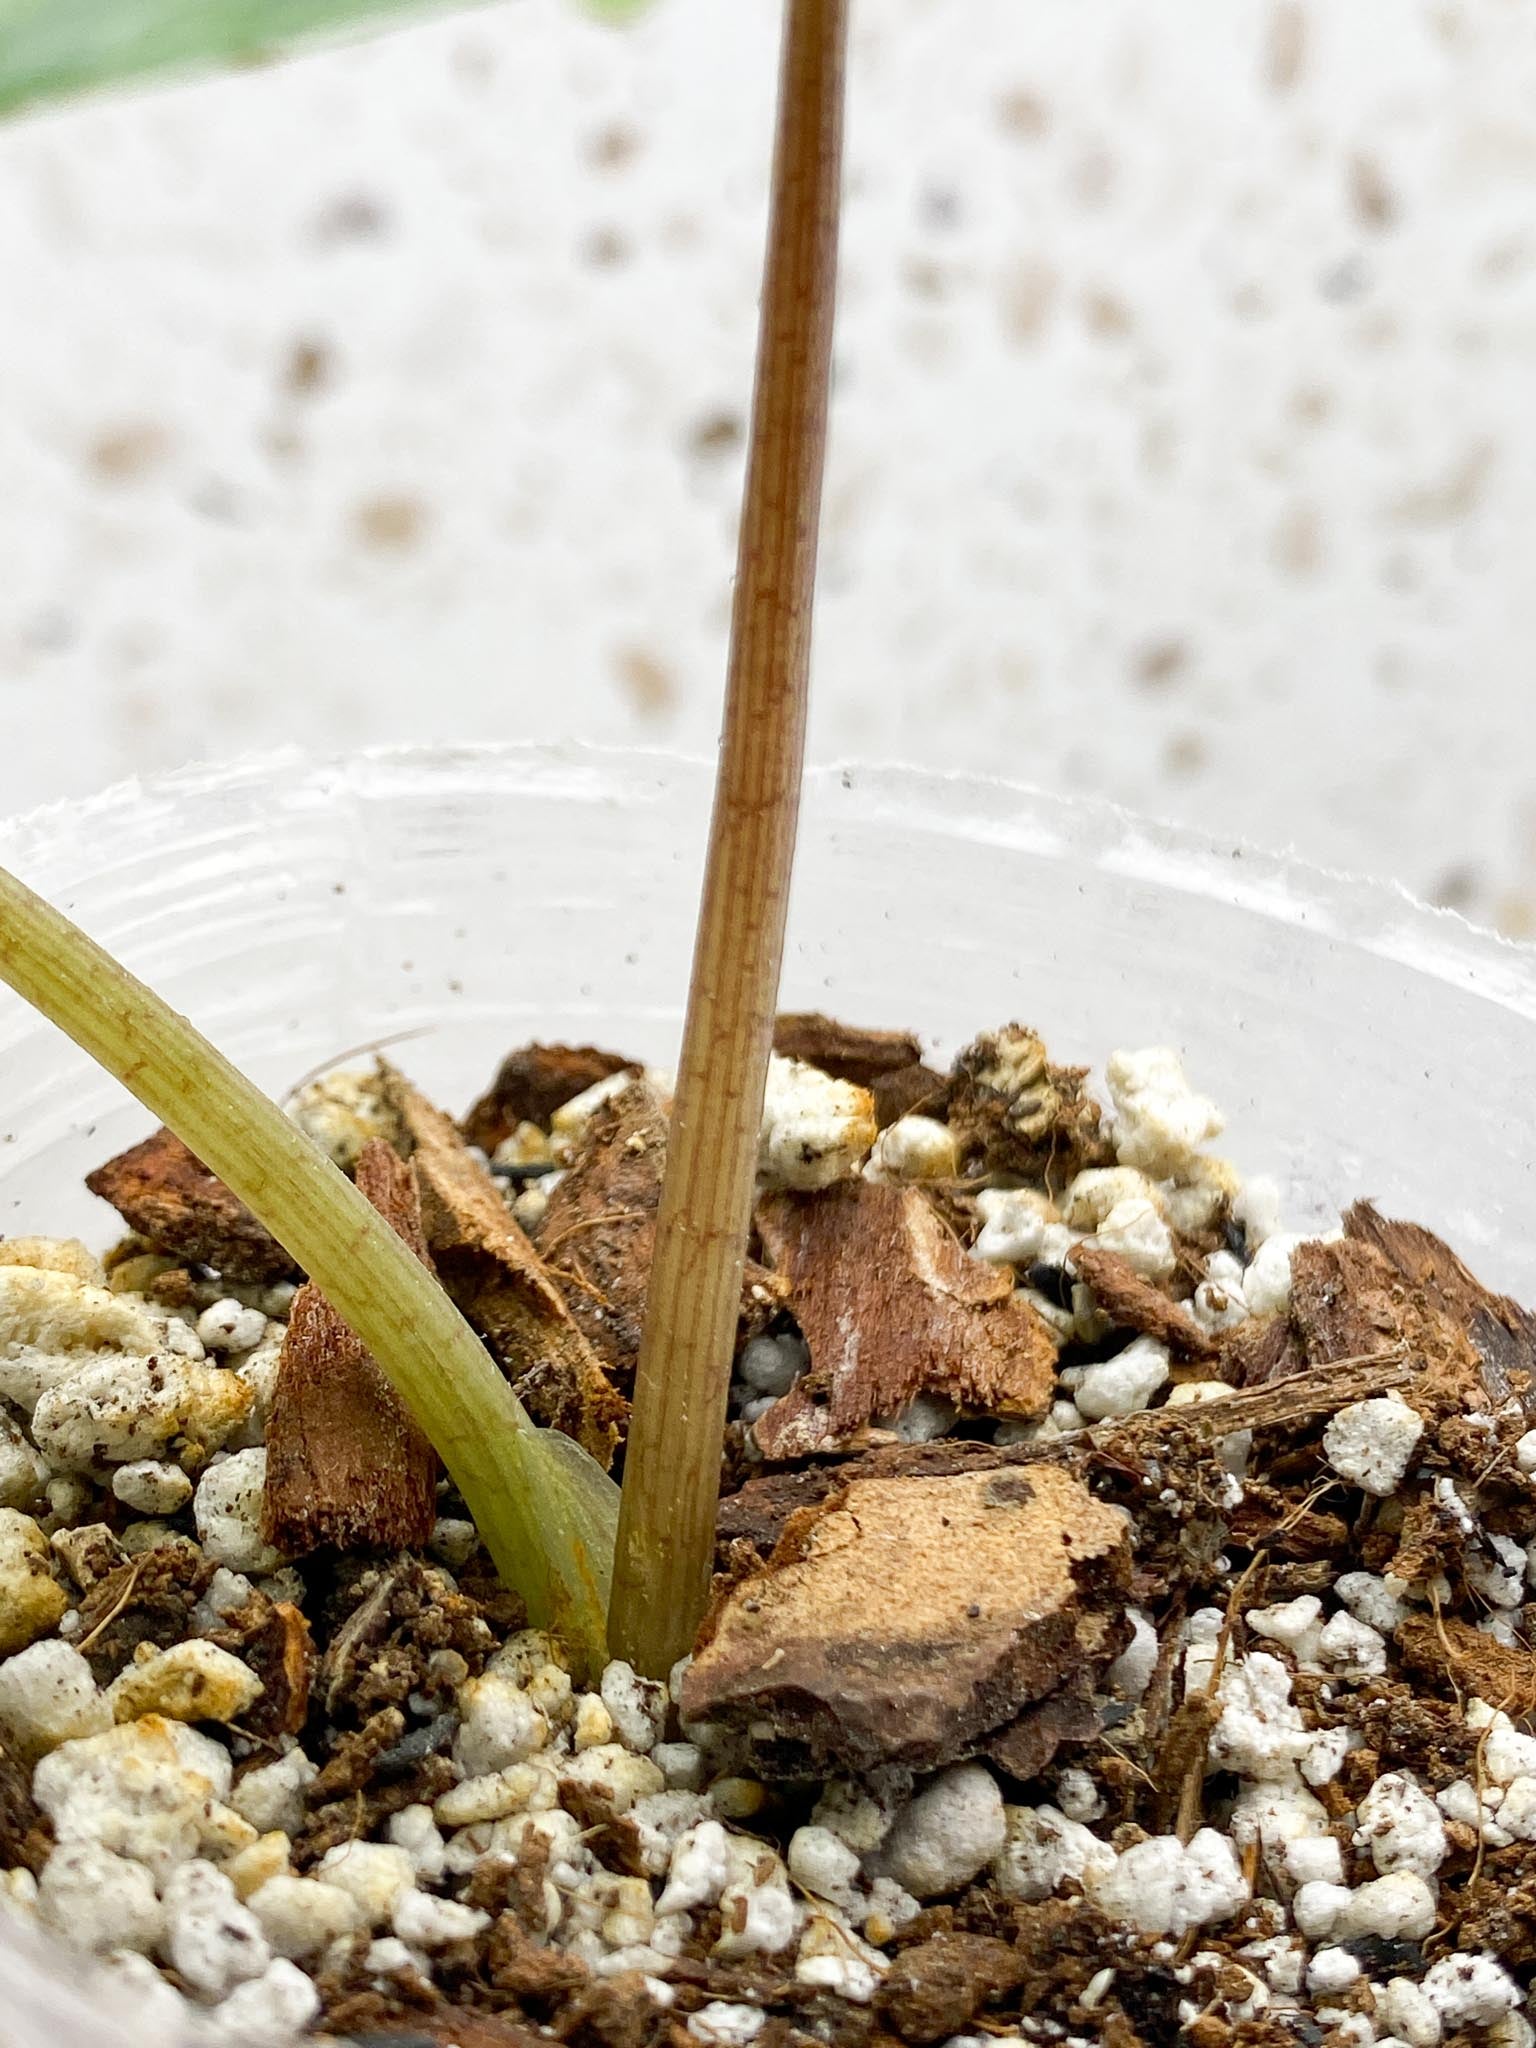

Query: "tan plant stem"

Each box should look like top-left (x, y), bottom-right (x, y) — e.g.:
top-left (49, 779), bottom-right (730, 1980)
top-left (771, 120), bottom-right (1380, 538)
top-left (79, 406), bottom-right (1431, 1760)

top-left (0, 862), bottom-right (617, 1673)
top-left (609, 0), bottom-right (847, 1675)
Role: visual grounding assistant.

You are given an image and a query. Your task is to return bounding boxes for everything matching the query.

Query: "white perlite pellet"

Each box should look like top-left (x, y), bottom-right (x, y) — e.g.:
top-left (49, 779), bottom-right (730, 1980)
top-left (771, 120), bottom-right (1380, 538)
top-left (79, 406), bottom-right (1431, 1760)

top-left (232, 1747), bottom-right (318, 1837)
top-left (1092, 1198), bottom-right (1176, 1281)
top-left (1292, 1870), bottom-right (1437, 1944)
top-left (758, 1056), bottom-right (877, 1190)
top-left (787, 1825), bottom-right (861, 1906)
top-left (866, 1115), bottom-right (957, 1183)
top-left (1354, 1773), bottom-right (1447, 1877)
top-left (197, 1957), bottom-right (320, 2047)
top-left (0, 1638), bottom-right (111, 1759)
top-left (1322, 1396), bottom-right (1424, 1496)
top-left (196, 1298), bottom-right (269, 1354)
top-left (688, 2001), bottom-right (766, 2044)
top-left (1104, 1047), bottom-right (1224, 1178)
top-left (1376, 1976), bottom-right (1442, 2048)
top-left (194, 1449), bottom-right (285, 1574)
top-left (992, 1805), bottom-right (1115, 1903)
top-left (1072, 1336), bottom-right (1170, 1421)
top-left (162, 1858), bottom-right (272, 1998)
top-left (317, 1842), bottom-right (416, 1925)
top-left (1421, 1953), bottom-right (1522, 2028)
top-left (37, 1839), bottom-right (163, 1954)
top-left (1085, 1830), bottom-right (1247, 1937)
top-left (600, 1660), bottom-right (667, 1754)
top-left (1209, 1653), bottom-right (1313, 1779)
top-left (248, 1874), bottom-right (360, 1959)
top-left (873, 1764), bottom-right (1006, 1899)
top-left (110, 1458), bottom-right (194, 1516)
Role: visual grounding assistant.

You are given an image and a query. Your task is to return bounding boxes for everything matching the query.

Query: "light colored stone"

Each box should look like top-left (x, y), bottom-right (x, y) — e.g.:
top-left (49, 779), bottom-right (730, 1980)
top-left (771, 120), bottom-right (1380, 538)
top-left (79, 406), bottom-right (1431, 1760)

top-left (0, 1638), bottom-right (111, 1758)
top-left (108, 1637), bottom-right (264, 1725)
top-left (0, 1508), bottom-right (68, 1653)
top-left (874, 1764), bottom-right (1006, 1899)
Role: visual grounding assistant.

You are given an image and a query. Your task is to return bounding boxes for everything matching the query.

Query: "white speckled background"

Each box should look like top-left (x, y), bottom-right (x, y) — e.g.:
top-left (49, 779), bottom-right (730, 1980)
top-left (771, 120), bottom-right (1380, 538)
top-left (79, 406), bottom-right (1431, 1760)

top-left (2, 0), bottom-right (1534, 932)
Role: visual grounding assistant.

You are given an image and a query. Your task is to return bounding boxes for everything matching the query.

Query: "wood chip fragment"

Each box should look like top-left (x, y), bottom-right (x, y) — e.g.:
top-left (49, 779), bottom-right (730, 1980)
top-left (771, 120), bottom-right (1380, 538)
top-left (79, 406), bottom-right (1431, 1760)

top-left (460, 1042), bottom-right (638, 1155)
top-left (533, 1082), bottom-right (786, 1385)
top-left (871, 1060), bottom-right (951, 1129)
top-left (1226, 1486), bottom-right (1351, 1562)
top-left (1067, 1242), bottom-right (1217, 1362)
top-left (1290, 1235), bottom-right (1485, 1416)
top-left (984, 1609), bottom-right (1127, 1782)
top-left (772, 1010), bottom-right (923, 1084)
top-left (1290, 1237), bottom-right (1414, 1367)
top-left (1345, 1199), bottom-right (1536, 1406)
top-left (262, 1141), bottom-right (439, 1556)
top-left (685, 1464), bottom-right (1132, 1775)
top-left (752, 1181), bottom-right (1058, 1458)
top-left (1103, 1349), bottom-right (1413, 1444)
top-left (85, 1126), bottom-right (299, 1284)
top-left (774, 1003), bottom-right (921, 1089)
top-left (212, 1595), bottom-right (314, 1739)
top-left (715, 1439), bottom-right (1058, 1562)
top-left (1217, 1308), bottom-right (1306, 1389)
top-left (380, 1064), bottom-right (625, 1467)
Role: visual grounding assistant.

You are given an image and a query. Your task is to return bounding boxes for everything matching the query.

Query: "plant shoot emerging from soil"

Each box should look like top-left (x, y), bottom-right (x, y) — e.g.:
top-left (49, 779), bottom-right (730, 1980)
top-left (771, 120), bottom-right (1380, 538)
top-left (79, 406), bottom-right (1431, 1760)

top-left (0, 863), bottom-right (618, 1672)
top-left (0, 0), bottom-right (845, 1681)
top-left (610, 0), bottom-right (849, 1676)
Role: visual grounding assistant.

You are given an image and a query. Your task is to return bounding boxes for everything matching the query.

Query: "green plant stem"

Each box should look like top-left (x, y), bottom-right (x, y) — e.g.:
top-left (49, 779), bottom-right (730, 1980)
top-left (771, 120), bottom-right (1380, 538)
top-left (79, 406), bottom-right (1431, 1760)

top-left (0, 862), bottom-right (617, 1672)
top-left (609, 0), bottom-right (847, 1677)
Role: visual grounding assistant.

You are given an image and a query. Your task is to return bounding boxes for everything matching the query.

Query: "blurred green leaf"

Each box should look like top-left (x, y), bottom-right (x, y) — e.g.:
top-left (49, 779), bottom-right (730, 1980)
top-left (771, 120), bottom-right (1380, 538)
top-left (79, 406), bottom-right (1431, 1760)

top-left (0, 0), bottom-right (644, 119)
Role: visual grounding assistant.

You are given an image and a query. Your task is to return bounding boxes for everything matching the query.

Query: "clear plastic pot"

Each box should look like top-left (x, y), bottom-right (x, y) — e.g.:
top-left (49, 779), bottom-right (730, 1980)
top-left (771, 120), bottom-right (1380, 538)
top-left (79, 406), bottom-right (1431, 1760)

top-left (0, 741), bottom-right (1533, 2044)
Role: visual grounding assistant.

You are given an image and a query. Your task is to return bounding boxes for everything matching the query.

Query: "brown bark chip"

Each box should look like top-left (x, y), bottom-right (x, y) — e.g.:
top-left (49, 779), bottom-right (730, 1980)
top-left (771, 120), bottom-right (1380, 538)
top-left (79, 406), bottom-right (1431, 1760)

top-left (1345, 1199), bottom-right (1536, 1404)
top-left (85, 1125), bottom-right (299, 1283)
top-left (262, 1141), bottom-right (439, 1556)
top-left (772, 1012), bottom-right (924, 1086)
top-left (461, 1042), bottom-right (639, 1154)
top-left (716, 1441), bottom-right (1053, 1562)
top-left (752, 1183), bottom-right (1057, 1458)
top-left (380, 1064), bottom-right (626, 1467)
top-left (871, 1062), bottom-right (951, 1130)
top-left (684, 1464), bottom-right (1132, 1775)
top-left (209, 1594), bottom-right (314, 1739)
top-left (1289, 1235), bottom-right (1486, 1417)
top-left (1067, 1242), bottom-right (1217, 1362)
top-left (1289, 1238), bottom-right (1413, 1369)
top-left (1218, 1309), bottom-right (1306, 1389)
top-left (534, 1082), bottom-right (786, 1385)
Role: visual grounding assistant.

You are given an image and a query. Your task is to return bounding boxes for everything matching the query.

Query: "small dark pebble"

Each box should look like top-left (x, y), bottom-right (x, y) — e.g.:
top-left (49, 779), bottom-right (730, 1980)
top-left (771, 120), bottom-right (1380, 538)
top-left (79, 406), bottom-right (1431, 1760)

top-left (1026, 1261), bottom-right (1075, 1310)
top-left (1115, 1963), bottom-right (1184, 2048)
top-left (373, 1712), bottom-right (457, 1780)
top-left (488, 1159), bottom-right (557, 1184)
top-left (1340, 1934), bottom-right (1424, 1974)
top-left (344, 2035), bottom-right (439, 2048)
